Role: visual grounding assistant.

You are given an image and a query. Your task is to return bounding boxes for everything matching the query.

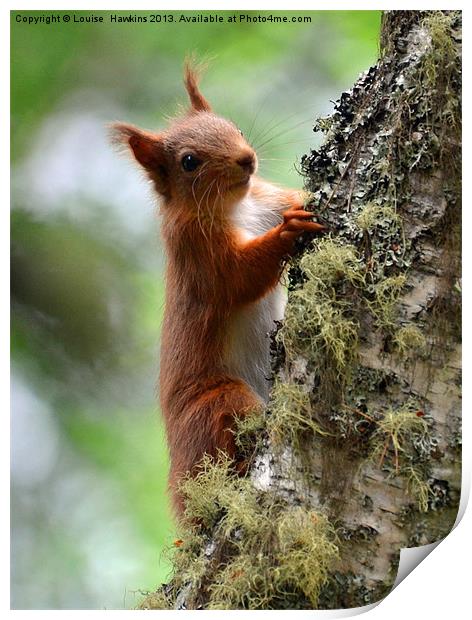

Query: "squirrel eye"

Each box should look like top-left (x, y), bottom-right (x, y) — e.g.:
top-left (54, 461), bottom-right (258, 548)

top-left (181, 154), bottom-right (201, 172)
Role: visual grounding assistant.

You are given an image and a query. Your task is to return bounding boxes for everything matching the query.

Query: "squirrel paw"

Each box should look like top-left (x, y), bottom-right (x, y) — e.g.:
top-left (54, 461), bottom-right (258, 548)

top-left (280, 208), bottom-right (326, 241)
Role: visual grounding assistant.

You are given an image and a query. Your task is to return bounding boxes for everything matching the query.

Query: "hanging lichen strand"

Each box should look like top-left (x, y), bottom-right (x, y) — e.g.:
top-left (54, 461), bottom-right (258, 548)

top-left (140, 11), bottom-right (461, 610)
top-left (140, 455), bottom-right (340, 610)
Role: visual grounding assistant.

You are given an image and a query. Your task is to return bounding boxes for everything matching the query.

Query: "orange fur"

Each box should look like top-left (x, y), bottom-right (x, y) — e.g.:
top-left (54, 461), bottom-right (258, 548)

top-left (112, 64), bottom-right (324, 517)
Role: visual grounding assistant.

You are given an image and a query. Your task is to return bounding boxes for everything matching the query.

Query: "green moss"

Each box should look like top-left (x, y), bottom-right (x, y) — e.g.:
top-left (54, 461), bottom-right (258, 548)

top-left (394, 324), bottom-right (427, 357)
top-left (356, 202), bottom-right (401, 232)
top-left (149, 455), bottom-right (340, 610)
top-left (404, 465), bottom-right (431, 513)
top-left (367, 401), bottom-right (436, 512)
top-left (179, 454), bottom-right (238, 528)
top-left (233, 406), bottom-right (266, 462)
top-left (369, 402), bottom-right (428, 464)
top-left (298, 238), bottom-right (364, 289)
top-left (138, 589), bottom-right (171, 610)
top-left (421, 12), bottom-right (459, 90)
top-left (279, 238), bottom-right (363, 395)
top-left (418, 12), bottom-right (461, 167)
top-left (208, 506), bottom-right (339, 610)
top-left (369, 275), bottom-right (407, 329)
top-left (267, 380), bottom-right (332, 450)
top-left (314, 115), bottom-right (335, 135)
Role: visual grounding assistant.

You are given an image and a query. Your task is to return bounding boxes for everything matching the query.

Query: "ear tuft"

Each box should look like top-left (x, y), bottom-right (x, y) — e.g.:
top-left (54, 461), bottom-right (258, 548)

top-left (183, 56), bottom-right (212, 112)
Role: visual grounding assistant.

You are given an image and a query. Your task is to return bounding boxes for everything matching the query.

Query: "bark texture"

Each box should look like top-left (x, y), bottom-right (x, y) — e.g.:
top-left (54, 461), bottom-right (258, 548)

top-left (141, 10), bottom-right (461, 610)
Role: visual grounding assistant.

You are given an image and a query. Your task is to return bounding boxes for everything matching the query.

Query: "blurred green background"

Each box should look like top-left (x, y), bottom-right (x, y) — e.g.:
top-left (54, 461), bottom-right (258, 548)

top-left (10, 10), bottom-right (380, 610)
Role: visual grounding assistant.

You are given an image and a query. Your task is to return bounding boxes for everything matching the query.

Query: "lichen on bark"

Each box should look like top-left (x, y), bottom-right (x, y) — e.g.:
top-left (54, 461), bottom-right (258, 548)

top-left (140, 10), bottom-right (461, 610)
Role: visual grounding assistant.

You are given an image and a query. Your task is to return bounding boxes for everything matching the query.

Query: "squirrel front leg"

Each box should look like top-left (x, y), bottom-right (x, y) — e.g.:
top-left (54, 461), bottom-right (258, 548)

top-left (232, 208), bottom-right (325, 306)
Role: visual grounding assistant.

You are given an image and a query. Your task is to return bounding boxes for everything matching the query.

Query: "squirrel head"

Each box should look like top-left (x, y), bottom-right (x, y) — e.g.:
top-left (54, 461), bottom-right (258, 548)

top-left (112, 61), bottom-right (257, 217)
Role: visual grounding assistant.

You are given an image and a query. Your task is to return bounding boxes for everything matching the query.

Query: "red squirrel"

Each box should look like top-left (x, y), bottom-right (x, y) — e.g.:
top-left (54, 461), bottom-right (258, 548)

top-left (112, 63), bottom-right (324, 516)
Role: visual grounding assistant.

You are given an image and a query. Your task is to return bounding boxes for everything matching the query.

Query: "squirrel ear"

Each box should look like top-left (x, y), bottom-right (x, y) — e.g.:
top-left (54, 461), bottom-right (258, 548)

top-left (110, 122), bottom-right (162, 169)
top-left (110, 123), bottom-right (169, 195)
top-left (184, 59), bottom-right (212, 112)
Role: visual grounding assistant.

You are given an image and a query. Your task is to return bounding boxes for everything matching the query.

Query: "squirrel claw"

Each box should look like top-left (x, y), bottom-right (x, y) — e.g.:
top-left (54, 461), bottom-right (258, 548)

top-left (283, 209), bottom-right (316, 223)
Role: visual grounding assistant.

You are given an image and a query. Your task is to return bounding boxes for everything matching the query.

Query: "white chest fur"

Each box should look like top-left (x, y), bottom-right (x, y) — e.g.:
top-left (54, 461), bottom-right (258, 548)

top-left (225, 191), bottom-right (287, 402)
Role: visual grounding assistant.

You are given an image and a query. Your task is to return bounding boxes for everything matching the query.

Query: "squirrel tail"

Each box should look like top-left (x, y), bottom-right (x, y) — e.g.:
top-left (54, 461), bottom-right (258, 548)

top-left (166, 375), bottom-right (260, 517)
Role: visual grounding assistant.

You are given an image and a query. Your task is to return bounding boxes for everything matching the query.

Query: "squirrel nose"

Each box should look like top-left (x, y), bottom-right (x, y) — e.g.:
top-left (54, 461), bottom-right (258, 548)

top-left (237, 153), bottom-right (256, 174)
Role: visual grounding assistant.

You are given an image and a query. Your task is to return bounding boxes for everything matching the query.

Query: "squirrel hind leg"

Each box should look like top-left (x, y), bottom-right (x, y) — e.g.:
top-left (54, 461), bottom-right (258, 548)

top-left (168, 376), bottom-right (262, 519)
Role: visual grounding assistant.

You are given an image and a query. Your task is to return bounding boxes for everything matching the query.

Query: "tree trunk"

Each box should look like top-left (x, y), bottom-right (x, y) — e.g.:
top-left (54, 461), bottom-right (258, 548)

top-left (141, 10), bottom-right (461, 610)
